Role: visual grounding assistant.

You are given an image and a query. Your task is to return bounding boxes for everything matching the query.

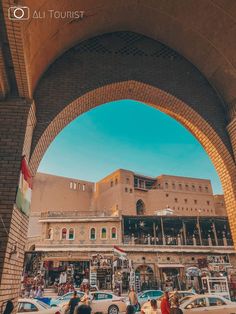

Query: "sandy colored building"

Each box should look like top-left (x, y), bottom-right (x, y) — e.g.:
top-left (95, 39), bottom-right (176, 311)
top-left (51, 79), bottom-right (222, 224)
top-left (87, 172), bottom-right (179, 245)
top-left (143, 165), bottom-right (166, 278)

top-left (26, 170), bottom-right (235, 291)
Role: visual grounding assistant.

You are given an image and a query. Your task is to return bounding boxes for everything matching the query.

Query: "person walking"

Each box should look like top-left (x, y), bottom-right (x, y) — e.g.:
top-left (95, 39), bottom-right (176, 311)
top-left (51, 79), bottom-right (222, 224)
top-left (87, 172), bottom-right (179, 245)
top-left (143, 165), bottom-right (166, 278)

top-left (128, 287), bottom-right (138, 311)
top-left (3, 300), bottom-right (14, 314)
top-left (67, 291), bottom-right (81, 314)
top-left (76, 304), bottom-right (92, 314)
top-left (160, 291), bottom-right (170, 314)
top-left (170, 297), bottom-right (183, 314)
top-left (80, 288), bottom-right (91, 305)
top-left (126, 305), bottom-right (135, 314)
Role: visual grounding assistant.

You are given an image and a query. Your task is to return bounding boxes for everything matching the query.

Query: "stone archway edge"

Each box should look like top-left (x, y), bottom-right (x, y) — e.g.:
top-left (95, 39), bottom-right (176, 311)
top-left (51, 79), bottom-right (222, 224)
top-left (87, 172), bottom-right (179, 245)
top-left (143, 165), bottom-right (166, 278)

top-left (29, 81), bottom-right (236, 246)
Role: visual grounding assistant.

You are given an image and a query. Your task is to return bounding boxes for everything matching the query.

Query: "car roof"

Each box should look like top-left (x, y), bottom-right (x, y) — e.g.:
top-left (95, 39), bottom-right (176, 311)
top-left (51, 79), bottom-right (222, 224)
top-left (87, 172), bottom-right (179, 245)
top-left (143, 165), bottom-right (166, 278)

top-left (91, 291), bottom-right (113, 294)
top-left (182, 294), bottom-right (229, 300)
top-left (142, 290), bottom-right (163, 293)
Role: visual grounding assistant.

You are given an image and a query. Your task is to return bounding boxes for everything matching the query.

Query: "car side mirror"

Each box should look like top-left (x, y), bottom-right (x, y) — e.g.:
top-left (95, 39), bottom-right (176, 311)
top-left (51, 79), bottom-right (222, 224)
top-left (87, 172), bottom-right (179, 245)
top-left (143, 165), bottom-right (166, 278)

top-left (186, 304), bottom-right (193, 309)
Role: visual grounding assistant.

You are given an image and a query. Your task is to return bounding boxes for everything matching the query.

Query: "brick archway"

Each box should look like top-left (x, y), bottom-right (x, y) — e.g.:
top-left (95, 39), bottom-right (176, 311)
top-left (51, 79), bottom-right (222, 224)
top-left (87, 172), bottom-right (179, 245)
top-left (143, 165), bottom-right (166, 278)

top-left (29, 81), bottom-right (236, 244)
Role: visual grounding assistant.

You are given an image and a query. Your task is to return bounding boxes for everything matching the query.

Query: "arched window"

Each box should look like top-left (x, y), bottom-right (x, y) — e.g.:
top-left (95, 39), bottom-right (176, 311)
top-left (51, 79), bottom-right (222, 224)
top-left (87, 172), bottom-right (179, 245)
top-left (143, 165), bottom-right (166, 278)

top-left (61, 228), bottom-right (67, 240)
top-left (136, 199), bottom-right (145, 215)
top-left (68, 228), bottom-right (74, 240)
top-left (101, 228), bottom-right (107, 239)
top-left (47, 228), bottom-right (53, 240)
top-left (90, 228), bottom-right (96, 240)
top-left (111, 227), bottom-right (117, 239)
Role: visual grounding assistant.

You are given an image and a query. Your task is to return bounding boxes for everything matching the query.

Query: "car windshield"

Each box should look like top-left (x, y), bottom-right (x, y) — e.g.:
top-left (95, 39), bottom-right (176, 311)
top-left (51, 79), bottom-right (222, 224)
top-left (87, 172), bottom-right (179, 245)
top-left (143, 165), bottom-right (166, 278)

top-left (179, 295), bottom-right (193, 305)
top-left (36, 300), bottom-right (50, 309)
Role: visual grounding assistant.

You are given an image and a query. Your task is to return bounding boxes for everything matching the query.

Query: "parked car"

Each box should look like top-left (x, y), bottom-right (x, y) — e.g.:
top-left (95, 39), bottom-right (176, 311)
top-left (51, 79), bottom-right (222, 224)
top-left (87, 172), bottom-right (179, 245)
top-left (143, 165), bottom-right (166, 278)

top-left (179, 294), bottom-right (236, 314)
top-left (60, 291), bottom-right (128, 314)
top-left (50, 291), bottom-right (85, 307)
top-left (141, 291), bottom-right (196, 312)
top-left (137, 290), bottom-right (163, 309)
top-left (17, 298), bottom-right (61, 314)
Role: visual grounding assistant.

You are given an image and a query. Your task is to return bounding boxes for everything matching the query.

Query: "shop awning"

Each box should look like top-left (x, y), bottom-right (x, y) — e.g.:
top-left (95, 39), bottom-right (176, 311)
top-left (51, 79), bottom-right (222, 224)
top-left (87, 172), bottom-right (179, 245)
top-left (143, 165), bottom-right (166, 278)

top-left (157, 264), bottom-right (185, 268)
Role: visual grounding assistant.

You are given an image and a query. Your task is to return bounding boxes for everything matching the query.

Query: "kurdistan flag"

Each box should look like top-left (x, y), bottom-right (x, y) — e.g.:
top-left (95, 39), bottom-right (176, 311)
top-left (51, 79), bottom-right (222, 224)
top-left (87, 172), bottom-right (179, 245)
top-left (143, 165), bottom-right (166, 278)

top-left (16, 156), bottom-right (32, 216)
top-left (113, 246), bottom-right (127, 258)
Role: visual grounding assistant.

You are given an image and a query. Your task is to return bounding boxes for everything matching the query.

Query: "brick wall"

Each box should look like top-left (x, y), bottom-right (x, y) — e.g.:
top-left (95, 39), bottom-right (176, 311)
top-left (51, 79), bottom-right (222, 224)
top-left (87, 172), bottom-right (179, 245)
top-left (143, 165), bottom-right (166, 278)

top-left (0, 98), bottom-right (33, 310)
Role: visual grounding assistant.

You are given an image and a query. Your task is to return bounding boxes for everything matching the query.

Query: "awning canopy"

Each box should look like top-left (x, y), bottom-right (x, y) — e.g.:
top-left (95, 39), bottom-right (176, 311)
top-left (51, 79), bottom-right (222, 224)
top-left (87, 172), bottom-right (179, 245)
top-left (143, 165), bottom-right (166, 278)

top-left (157, 264), bottom-right (185, 268)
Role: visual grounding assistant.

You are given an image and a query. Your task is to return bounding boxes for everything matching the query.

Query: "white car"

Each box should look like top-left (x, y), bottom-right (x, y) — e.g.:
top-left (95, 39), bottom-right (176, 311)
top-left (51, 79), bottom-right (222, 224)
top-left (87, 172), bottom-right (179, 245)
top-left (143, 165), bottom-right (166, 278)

top-left (17, 298), bottom-right (61, 314)
top-left (59, 291), bottom-right (128, 314)
top-left (178, 294), bottom-right (236, 313)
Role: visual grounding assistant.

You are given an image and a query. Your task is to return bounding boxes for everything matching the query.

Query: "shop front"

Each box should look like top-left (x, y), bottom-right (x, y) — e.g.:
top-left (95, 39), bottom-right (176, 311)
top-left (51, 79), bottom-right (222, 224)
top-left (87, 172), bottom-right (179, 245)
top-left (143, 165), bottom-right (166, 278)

top-left (135, 264), bottom-right (157, 291)
top-left (90, 254), bottom-right (113, 290)
top-left (157, 264), bottom-right (185, 291)
top-left (43, 260), bottom-right (90, 287)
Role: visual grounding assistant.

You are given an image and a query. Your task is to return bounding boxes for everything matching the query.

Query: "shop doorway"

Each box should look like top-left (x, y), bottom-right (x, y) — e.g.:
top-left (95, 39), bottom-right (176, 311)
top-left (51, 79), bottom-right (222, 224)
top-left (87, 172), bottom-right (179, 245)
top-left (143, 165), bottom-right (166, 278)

top-left (135, 265), bottom-right (155, 290)
top-left (160, 267), bottom-right (181, 290)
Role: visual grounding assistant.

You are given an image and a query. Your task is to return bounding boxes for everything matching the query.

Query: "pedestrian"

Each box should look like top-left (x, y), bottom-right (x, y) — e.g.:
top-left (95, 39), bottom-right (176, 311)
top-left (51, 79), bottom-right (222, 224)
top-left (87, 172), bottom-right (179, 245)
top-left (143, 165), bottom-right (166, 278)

top-left (3, 300), bottom-right (14, 314)
top-left (126, 305), bottom-right (135, 314)
top-left (170, 297), bottom-right (183, 314)
top-left (128, 287), bottom-right (138, 311)
top-left (76, 304), bottom-right (92, 314)
top-left (80, 288), bottom-right (91, 305)
top-left (66, 291), bottom-right (81, 314)
top-left (160, 291), bottom-right (170, 314)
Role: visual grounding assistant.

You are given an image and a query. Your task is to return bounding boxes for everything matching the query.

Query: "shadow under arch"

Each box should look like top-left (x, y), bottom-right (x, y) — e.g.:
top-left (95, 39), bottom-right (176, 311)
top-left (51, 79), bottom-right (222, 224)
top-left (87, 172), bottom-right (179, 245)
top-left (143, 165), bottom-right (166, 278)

top-left (29, 80), bottom-right (236, 244)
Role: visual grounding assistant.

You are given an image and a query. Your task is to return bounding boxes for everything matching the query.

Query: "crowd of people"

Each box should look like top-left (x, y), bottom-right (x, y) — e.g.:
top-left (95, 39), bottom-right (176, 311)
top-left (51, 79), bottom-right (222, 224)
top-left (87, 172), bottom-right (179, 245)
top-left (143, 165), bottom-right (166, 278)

top-left (20, 273), bottom-right (45, 298)
top-left (63, 288), bottom-right (183, 314)
top-left (54, 281), bottom-right (75, 296)
top-left (128, 288), bottom-right (182, 314)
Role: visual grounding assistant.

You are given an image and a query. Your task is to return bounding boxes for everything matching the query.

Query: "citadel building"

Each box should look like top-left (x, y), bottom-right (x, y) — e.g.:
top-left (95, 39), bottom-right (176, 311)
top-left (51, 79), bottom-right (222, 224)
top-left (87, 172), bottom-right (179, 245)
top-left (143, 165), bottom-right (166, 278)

top-left (26, 169), bottom-right (235, 291)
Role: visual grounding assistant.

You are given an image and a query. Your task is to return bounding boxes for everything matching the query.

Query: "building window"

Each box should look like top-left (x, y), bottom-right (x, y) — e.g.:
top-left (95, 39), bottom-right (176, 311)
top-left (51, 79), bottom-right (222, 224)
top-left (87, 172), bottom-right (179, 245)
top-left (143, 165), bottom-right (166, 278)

top-left (199, 186), bottom-right (202, 192)
top-left (68, 228), bottom-right (74, 240)
top-left (111, 227), bottom-right (117, 239)
top-left (185, 184), bottom-right (189, 190)
top-left (205, 186), bottom-right (209, 192)
top-left (174, 198), bottom-right (178, 203)
top-left (101, 228), bottom-right (107, 239)
top-left (111, 181), bottom-right (113, 187)
top-left (194, 200), bottom-right (197, 204)
top-left (192, 185), bottom-right (195, 190)
top-left (130, 188), bottom-right (133, 193)
top-left (136, 199), bottom-right (145, 215)
top-left (207, 200), bottom-right (210, 205)
top-left (47, 228), bottom-right (53, 240)
top-left (179, 184), bottom-right (182, 190)
top-left (90, 228), bottom-right (96, 240)
top-left (165, 182), bottom-right (168, 189)
top-left (115, 178), bottom-right (118, 185)
top-left (184, 198), bottom-right (187, 204)
top-left (126, 178), bottom-right (130, 184)
top-left (172, 183), bottom-right (175, 189)
top-left (139, 180), bottom-right (145, 189)
top-left (70, 182), bottom-right (77, 190)
top-left (61, 228), bottom-right (67, 240)
top-left (125, 187), bottom-right (128, 192)
top-left (166, 194), bottom-right (169, 197)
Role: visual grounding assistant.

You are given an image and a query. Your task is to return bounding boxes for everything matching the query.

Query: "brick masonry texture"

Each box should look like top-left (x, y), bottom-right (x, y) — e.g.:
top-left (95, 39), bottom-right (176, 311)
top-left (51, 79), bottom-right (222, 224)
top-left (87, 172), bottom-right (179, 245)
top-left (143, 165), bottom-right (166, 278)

top-left (0, 99), bottom-right (32, 310)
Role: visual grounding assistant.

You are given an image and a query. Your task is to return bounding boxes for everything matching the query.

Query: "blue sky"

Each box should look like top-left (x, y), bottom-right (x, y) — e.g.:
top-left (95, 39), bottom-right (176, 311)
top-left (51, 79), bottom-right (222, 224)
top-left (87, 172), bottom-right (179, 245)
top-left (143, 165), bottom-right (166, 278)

top-left (39, 100), bottom-right (222, 194)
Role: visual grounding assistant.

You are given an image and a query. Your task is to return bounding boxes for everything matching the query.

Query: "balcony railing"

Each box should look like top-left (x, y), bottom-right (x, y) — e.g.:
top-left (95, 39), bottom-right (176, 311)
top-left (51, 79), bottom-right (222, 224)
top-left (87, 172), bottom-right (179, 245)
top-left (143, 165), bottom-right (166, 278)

top-left (123, 236), bottom-right (233, 247)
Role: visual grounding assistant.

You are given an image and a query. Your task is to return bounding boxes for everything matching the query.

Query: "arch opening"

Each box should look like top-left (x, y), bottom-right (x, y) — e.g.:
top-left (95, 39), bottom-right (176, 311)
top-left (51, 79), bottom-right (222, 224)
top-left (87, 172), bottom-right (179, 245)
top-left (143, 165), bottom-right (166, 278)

top-left (29, 81), bottom-right (236, 246)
